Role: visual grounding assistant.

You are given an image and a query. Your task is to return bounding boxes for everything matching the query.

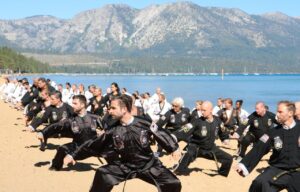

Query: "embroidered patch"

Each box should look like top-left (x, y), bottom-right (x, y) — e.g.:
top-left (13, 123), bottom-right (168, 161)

top-left (241, 117), bottom-right (248, 125)
top-left (161, 115), bottom-right (166, 121)
top-left (62, 111), bottom-right (67, 119)
top-left (52, 111), bottom-right (58, 121)
top-left (267, 118), bottom-right (272, 127)
top-left (113, 134), bottom-right (124, 150)
top-left (274, 136), bottom-right (283, 150)
top-left (170, 114), bottom-right (175, 123)
top-left (140, 130), bottom-right (149, 147)
top-left (181, 114), bottom-right (186, 122)
top-left (259, 134), bottom-right (269, 143)
top-left (71, 121), bottom-right (80, 133)
top-left (254, 119), bottom-right (259, 128)
top-left (150, 122), bottom-right (158, 133)
top-left (201, 126), bottom-right (208, 137)
top-left (182, 123), bottom-right (193, 133)
top-left (220, 123), bottom-right (226, 132)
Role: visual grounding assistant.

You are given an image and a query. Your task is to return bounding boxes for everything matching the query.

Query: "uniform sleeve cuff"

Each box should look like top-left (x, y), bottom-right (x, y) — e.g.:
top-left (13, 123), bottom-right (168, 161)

top-left (238, 163), bottom-right (249, 176)
top-left (28, 125), bottom-right (35, 131)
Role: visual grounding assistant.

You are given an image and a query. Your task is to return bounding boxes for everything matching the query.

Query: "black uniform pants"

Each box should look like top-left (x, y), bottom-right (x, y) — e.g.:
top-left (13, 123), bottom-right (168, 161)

top-left (51, 142), bottom-right (77, 170)
top-left (250, 166), bottom-right (300, 192)
top-left (176, 144), bottom-right (233, 177)
top-left (90, 161), bottom-right (181, 192)
top-left (239, 132), bottom-right (255, 157)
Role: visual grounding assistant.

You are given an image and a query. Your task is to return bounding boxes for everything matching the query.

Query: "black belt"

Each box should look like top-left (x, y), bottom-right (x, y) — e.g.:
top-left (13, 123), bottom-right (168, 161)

top-left (273, 167), bottom-right (300, 181)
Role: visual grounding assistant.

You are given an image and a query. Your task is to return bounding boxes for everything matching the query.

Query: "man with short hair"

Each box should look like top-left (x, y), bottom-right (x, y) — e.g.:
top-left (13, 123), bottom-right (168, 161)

top-left (232, 101), bottom-right (277, 158)
top-left (63, 95), bottom-right (182, 192)
top-left (27, 90), bottom-right (74, 132)
top-left (174, 101), bottom-right (233, 177)
top-left (37, 95), bottom-right (99, 170)
top-left (148, 93), bottom-right (172, 123)
top-left (235, 101), bottom-right (300, 192)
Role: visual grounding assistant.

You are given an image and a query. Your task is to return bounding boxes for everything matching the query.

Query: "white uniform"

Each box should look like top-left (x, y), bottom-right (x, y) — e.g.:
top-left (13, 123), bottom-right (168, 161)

top-left (148, 101), bottom-right (172, 122)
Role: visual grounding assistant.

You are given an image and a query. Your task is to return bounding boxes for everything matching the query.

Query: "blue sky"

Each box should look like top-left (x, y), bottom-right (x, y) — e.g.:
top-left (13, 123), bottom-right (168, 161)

top-left (0, 0), bottom-right (299, 20)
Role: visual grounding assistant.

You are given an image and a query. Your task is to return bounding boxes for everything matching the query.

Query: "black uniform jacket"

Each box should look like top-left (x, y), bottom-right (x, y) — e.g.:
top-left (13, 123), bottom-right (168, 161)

top-left (190, 116), bottom-right (229, 150)
top-left (236, 111), bottom-right (277, 139)
top-left (41, 113), bottom-right (99, 145)
top-left (88, 96), bottom-right (106, 117)
top-left (30, 103), bottom-right (74, 129)
top-left (156, 107), bottom-right (191, 131)
top-left (240, 121), bottom-right (300, 173)
top-left (71, 117), bottom-right (179, 169)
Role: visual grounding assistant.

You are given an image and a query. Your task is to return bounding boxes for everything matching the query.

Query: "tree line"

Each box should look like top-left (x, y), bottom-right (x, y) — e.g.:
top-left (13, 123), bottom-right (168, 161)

top-left (0, 47), bottom-right (51, 73)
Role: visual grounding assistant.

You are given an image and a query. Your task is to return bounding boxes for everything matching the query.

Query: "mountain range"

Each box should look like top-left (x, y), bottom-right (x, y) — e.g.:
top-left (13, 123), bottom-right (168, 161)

top-left (0, 2), bottom-right (300, 73)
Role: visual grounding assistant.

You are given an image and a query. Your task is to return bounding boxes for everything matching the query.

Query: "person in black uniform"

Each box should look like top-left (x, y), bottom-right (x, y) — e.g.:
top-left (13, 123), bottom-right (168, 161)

top-left (190, 100), bottom-right (203, 122)
top-left (24, 77), bottom-right (56, 124)
top-left (37, 95), bottom-right (99, 170)
top-left (217, 98), bottom-right (239, 134)
top-left (88, 87), bottom-right (106, 117)
top-left (232, 101), bottom-right (277, 158)
top-left (63, 95), bottom-right (182, 192)
top-left (155, 97), bottom-right (191, 157)
top-left (20, 78), bottom-right (39, 108)
top-left (173, 101), bottom-right (233, 177)
top-left (235, 100), bottom-right (300, 192)
top-left (27, 91), bottom-right (74, 132)
top-left (101, 94), bottom-right (152, 131)
top-left (25, 89), bottom-right (51, 124)
top-left (156, 97), bottom-right (191, 142)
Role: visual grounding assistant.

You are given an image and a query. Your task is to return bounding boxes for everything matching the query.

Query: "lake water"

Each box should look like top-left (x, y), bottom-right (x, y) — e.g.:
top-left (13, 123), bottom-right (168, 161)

top-left (19, 74), bottom-right (300, 113)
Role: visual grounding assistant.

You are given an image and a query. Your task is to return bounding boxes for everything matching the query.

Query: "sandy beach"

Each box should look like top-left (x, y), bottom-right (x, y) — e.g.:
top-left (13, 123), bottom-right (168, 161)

top-left (0, 77), bottom-right (273, 192)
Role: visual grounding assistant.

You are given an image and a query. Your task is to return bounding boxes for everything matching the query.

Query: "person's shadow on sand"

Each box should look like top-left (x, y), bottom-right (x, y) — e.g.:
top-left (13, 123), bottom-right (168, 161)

top-left (34, 161), bottom-right (51, 167)
top-left (173, 167), bottom-right (219, 177)
top-left (61, 162), bottom-right (98, 172)
top-left (25, 143), bottom-right (60, 150)
top-left (34, 161), bottom-right (98, 172)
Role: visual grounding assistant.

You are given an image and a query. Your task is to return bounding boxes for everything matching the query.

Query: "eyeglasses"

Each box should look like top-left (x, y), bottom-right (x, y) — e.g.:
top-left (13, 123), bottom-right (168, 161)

top-left (172, 104), bottom-right (180, 108)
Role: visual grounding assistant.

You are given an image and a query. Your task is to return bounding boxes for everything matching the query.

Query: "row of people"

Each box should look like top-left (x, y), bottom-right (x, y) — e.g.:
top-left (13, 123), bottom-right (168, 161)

top-left (1, 76), bottom-right (300, 191)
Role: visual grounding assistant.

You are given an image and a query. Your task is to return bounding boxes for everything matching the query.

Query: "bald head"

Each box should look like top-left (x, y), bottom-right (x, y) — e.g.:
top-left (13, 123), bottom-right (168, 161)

top-left (255, 101), bottom-right (266, 116)
top-left (201, 101), bottom-right (213, 118)
top-left (295, 101), bottom-right (300, 120)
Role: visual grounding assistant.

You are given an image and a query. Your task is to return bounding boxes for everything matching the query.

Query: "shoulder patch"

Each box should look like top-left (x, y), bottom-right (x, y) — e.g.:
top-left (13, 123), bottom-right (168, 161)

top-left (150, 122), bottom-right (158, 133)
top-left (259, 134), bottom-right (269, 143)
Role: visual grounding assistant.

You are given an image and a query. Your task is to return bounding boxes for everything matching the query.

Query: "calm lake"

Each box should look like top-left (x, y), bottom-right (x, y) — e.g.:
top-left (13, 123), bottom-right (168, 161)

top-left (20, 74), bottom-right (300, 113)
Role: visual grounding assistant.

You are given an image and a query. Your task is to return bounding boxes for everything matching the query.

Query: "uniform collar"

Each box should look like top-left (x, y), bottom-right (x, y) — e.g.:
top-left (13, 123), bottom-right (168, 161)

top-left (121, 116), bottom-right (134, 126)
top-left (56, 102), bottom-right (63, 108)
top-left (78, 111), bottom-right (87, 118)
top-left (283, 120), bottom-right (296, 130)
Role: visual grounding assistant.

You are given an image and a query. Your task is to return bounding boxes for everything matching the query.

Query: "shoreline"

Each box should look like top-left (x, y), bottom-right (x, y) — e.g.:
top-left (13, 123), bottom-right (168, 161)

top-left (2, 72), bottom-right (300, 77)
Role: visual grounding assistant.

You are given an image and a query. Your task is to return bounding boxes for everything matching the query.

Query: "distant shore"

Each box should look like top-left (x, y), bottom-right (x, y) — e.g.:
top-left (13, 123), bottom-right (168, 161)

top-left (3, 72), bottom-right (300, 77)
